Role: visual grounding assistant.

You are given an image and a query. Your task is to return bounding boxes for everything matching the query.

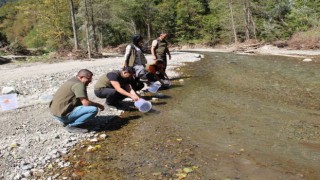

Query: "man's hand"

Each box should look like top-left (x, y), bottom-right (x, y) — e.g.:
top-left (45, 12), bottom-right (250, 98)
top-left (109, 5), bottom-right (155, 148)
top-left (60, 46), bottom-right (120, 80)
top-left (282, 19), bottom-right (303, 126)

top-left (131, 94), bottom-right (140, 101)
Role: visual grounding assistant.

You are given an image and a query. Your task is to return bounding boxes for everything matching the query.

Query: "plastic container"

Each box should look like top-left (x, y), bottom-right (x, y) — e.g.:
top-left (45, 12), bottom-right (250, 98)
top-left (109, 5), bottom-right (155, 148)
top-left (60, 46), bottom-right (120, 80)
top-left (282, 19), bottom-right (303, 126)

top-left (148, 82), bottom-right (161, 93)
top-left (0, 93), bottom-right (18, 111)
top-left (134, 99), bottom-right (152, 113)
top-left (162, 80), bottom-right (172, 86)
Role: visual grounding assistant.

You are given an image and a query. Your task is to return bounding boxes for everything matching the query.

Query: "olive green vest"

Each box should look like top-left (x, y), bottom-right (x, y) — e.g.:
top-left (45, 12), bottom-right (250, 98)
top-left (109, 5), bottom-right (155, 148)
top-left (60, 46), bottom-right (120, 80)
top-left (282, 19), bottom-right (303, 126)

top-left (155, 39), bottom-right (168, 56)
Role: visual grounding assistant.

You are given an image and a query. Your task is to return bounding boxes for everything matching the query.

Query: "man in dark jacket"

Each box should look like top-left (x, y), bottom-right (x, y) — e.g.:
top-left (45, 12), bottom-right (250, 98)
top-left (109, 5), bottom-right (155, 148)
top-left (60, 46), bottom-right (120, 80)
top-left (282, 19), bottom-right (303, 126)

top-left (94, 66), bottom-right (140, 109)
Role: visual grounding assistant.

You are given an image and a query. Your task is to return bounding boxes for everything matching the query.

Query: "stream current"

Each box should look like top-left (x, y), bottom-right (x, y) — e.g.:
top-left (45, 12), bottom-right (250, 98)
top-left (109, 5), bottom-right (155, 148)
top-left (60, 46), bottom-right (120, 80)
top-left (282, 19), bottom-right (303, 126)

top-left (157, 52), bottom-right (320, 178)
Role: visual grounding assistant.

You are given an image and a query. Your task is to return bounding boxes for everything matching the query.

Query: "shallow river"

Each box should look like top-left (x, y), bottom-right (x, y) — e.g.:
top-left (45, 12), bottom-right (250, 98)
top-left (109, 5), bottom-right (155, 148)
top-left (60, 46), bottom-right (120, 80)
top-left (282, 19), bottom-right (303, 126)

top-left (55, 52), bottom-right (320, 179)
top-left (156, 52), bottom-right (320, 179)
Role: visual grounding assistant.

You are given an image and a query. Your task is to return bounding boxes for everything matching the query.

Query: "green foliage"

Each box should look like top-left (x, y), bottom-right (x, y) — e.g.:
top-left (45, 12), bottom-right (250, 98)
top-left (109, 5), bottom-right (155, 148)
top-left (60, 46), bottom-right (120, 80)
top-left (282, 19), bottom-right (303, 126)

top-left (200, 14), bottom-right (220, 45)
top-left (153, 0), bottom-right (177, 38)
top-left (285, 0), bottom-right (320, 32)
top-left (0, 31), bottom-right (8, 47)
top-left (175, 0), bottom-right (205, 42)
top-left (0, 0), bottom-right (320, 51)
top-left (23, 29), bottom-right (45, 48)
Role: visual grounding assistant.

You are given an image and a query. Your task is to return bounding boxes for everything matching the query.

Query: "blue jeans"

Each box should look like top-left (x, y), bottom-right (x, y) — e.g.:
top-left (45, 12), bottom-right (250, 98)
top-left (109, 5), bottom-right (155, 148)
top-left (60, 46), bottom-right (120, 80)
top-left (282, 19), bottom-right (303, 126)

top-left (53, 106), bottom-right (98, 127)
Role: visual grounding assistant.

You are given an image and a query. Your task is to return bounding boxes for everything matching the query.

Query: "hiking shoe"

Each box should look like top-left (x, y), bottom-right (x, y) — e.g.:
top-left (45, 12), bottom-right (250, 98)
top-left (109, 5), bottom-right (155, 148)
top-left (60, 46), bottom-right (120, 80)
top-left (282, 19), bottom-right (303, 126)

top-left (65, 125), bottom-right (88, 133)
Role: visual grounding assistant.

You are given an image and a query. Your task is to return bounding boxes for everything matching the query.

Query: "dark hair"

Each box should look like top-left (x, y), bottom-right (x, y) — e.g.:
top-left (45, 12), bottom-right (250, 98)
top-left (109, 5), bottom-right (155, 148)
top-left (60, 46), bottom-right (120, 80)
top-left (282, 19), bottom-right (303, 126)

top-left (158, 32), bottom-right (168, 36)
top-left (77, 69), bottom-right (93, 77)
top-left (132, 34), bottom-right (143, 46)
top-left (123, 66), bottom-right (135, 74)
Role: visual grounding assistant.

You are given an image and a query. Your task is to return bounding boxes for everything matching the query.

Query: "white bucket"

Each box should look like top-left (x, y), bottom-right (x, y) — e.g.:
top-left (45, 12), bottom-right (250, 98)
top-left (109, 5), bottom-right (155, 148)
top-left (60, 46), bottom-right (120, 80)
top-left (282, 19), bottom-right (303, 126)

top-left (134, 99), bottom-right (152, 113)
top-left (0, 93), bottom-right (18, 111)
top-left (163, 80), bottom-right (171, 86)
top-left (148, 83), bottom-right (161, 93)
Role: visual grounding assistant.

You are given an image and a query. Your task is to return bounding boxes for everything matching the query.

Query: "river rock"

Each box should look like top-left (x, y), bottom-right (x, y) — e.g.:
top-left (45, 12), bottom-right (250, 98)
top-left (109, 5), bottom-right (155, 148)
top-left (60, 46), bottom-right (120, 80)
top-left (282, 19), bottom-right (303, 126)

top-left (302, 58), bottom-right (312, 62)
top-left (1, 87), bottom-right (18, 94)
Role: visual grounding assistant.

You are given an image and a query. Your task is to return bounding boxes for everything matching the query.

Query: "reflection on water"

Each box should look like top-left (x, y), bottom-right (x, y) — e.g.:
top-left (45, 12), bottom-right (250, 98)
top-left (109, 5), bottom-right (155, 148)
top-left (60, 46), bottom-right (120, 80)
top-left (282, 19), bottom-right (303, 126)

top-left (160, 52), bottom-right (320, 178)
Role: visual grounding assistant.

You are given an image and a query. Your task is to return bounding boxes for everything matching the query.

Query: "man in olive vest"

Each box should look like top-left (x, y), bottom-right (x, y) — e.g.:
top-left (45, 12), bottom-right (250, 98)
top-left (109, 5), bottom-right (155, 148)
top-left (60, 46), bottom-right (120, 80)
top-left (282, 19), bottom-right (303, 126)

top-left (50, 69), bottom-right (105, 133)
top-left (151, 32), bottom-right (171, 71)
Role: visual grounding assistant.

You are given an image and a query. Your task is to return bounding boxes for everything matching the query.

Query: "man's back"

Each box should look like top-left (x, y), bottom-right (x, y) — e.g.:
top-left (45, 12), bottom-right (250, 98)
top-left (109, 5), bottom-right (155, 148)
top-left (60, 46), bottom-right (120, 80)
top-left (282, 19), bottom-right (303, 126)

top-left (50, 77), bottom-right (86, 117)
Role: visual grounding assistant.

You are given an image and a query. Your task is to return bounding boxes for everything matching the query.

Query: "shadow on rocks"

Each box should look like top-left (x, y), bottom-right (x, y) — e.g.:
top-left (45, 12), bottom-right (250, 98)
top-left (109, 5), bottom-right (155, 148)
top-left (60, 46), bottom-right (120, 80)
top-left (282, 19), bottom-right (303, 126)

top-left (80, 114), bottom-right (141, 132)
top-left (169, 75), bottom-right (192, 81)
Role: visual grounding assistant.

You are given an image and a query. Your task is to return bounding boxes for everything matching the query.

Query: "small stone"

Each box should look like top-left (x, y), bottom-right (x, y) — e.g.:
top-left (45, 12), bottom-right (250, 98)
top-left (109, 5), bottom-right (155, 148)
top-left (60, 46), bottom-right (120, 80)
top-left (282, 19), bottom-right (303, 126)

top-left (155, 93), bottom-right (165, 98)
top-left (302, 58), bottom-right (312, 62)
top-left (22, 171), bottom-right (32, 178)
top-left (1, 87), bottom-right (18, 94)
top-left (99, 134), bottom-right (107, 139)
top-left (13, 174), bottom-right (22, 180)
top-left (31, 169), bottom-right (44, 177)
top-left (10, 143), bottom-right (19, 148)
top-left (21, 164), bottom-right (33, 170)
top-left (194, 54), bottom-right (201, 58)
top-left (151, 98), bottom-right (159, 102)
top-left (89, 138), bottom-right (98, 142)
top-left (64, 162), bottom-right (71, 167)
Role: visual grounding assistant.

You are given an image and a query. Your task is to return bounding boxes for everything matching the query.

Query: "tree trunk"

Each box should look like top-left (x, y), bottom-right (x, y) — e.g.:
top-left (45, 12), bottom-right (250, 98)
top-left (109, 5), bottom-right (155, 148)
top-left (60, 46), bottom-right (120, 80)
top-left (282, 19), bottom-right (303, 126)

top-left (146, 20), bottom-right (151, 41)
top-left (228, 0), bottom-right (238, 44)
top-left (69, 0), bottom-right (79, 50)
top-left (100, 31), bottom-right (103, 50)
top-left (89, 0), bottom-right (98, 53)
top-left (243, 0), bottom-right (250, 41)
top-left (84, 0), bottom-right (91, 59)
top-left (249, 8), bottom-right (257, 40)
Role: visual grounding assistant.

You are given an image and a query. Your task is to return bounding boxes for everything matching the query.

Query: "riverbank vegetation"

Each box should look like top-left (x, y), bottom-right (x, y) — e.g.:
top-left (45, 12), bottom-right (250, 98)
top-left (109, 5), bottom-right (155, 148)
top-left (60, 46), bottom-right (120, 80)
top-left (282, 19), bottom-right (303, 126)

top-left (0, 0), bottom-right (319, 58)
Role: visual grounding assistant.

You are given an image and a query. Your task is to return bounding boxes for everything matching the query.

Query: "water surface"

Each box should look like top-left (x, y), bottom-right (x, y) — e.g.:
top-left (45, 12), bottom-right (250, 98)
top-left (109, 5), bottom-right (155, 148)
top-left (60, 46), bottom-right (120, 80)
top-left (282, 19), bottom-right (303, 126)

top-left (158, 52), bottom-right (320, 178)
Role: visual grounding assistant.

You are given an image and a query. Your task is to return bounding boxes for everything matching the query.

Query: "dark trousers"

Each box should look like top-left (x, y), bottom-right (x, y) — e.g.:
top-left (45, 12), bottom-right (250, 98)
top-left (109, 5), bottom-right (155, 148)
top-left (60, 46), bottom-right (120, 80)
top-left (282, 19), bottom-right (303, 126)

top-left (131, 78), bottom-right (144, 91)
top-left (94, 88), bottom-right (126, 105)
top-left (144, 72), bottom-right (165, 82)
top-left (156, 55), bottom-right (167, 71)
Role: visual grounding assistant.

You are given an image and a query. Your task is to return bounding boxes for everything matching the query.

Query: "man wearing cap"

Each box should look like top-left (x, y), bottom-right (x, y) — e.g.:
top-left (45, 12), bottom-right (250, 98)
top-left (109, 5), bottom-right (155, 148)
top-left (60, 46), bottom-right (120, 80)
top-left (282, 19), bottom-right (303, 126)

top-left (151, 32), bottom-right (171, 71)
top-left (49, 69), bottom-right (105, 133)
top-left (94, 66), bottom-right (140, 109)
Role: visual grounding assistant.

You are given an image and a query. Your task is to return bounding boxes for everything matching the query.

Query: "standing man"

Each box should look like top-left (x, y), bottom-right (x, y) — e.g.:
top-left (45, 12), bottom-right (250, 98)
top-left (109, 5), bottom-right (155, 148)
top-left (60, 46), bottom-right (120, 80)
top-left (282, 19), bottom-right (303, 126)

top-left (151, 32), bottom-right (171, 71)
top-left (49, 69), bottom-right (105, 133)
top-left (94, 66), bottom-right (140, 109)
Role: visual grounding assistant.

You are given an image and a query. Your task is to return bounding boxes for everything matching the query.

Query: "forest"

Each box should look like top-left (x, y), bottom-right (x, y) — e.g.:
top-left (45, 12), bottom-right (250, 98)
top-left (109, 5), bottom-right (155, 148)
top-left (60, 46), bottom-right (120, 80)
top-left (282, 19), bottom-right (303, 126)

top-left (0, 0), bottom-right (319, 56)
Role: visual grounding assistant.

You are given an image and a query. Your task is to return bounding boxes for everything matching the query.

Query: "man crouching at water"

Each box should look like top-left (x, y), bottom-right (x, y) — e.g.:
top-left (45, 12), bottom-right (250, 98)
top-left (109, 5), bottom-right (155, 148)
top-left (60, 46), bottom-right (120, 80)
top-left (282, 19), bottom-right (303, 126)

top-left (94, 66), bottom-right (140, 109)
top-left (49, 69), bottom-right (105, 133)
